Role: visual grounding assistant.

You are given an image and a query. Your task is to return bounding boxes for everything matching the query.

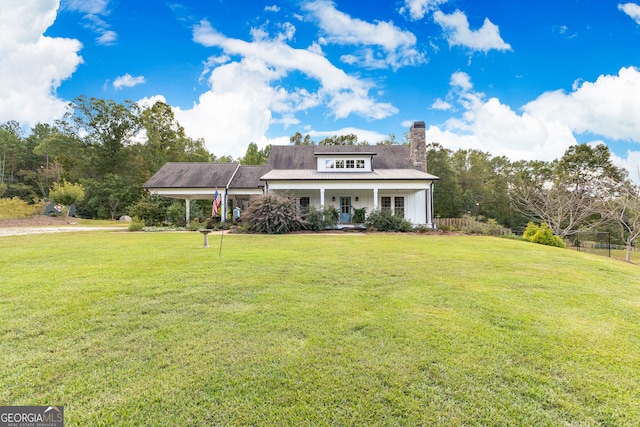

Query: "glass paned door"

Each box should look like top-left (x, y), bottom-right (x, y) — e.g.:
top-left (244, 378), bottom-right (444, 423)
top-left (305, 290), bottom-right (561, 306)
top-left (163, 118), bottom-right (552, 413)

top-left (339, 197), bottom-right (351, 223)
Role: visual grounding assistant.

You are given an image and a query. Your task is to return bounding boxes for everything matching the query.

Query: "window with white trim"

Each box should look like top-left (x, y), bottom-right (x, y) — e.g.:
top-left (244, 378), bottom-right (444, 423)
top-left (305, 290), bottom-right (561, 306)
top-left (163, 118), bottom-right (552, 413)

top-left (380, 196), bottom-right (404, 217)
top-left (318, 157), bottom-right (371, 171)
top-left (394, 197), bottom-right (405, 218)
top-left (381, 196), bottom-right (391, 212)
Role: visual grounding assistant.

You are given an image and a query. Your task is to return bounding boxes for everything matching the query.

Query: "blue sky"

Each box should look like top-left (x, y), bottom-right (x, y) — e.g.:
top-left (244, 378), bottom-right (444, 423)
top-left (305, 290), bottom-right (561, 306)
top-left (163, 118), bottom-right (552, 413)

top-left (3, 0), bottom-right (640, 177)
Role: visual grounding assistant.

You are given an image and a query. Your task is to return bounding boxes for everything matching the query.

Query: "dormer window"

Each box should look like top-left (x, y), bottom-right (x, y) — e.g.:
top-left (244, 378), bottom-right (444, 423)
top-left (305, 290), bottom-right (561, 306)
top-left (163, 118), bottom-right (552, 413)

top-left (316, 152), bottom-right (375, 172)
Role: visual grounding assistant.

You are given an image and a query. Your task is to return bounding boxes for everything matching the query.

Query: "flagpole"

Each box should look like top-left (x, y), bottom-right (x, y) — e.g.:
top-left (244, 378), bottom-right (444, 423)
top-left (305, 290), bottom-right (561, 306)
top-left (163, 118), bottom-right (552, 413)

top-left (218, 227), bottom-right (224, 258)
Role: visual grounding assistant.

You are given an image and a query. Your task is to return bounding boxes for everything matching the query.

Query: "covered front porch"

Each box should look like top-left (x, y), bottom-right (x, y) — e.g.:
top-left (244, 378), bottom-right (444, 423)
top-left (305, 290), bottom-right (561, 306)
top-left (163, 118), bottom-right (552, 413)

top-left (265, 182), bottom-right (435, 227)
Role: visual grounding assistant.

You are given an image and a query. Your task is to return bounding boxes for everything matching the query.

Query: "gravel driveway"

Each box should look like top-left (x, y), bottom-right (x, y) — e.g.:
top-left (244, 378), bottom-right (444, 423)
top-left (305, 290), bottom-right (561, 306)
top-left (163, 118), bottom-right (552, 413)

top-left (0, 226), bottom-right (124, 237)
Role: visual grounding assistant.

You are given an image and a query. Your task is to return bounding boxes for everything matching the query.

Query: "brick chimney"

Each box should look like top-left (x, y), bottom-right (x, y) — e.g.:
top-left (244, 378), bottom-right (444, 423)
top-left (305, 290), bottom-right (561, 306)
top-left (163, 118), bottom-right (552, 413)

top-left (410, 121), bottom-right (426, 172)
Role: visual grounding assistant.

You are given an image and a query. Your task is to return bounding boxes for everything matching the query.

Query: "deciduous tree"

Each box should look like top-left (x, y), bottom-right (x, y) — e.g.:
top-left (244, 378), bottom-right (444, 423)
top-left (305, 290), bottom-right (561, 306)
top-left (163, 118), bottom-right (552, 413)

top-left (49, 180), bottom-right (85, 218)
top-left (69, 96), bottom-right (141, 177)
top-left (511, 144), bottom-right (625, 237)
top-left (603, 181), bottom-right (640, 262)
top-left (240, 142), bottom-right (270, 165)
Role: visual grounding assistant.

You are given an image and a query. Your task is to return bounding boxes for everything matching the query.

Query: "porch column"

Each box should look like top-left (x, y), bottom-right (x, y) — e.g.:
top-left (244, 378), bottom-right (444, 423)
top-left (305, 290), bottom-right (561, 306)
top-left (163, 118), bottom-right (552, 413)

top-left (221, 190), bottom-right (227, 223)
top-left (185, 198), bottom-right (190, 226)
top-left (373, 188), bottom-right (378, 210)
top-left (428, 183), bottom-right (435, 228)
top-left (320, 188), bottom-right (325, 207)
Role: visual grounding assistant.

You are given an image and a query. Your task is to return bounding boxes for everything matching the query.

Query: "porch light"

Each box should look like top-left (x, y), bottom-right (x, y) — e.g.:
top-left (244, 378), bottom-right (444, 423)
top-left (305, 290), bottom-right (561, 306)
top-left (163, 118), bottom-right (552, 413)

top-left (331, 196), bottom-right (335, 201)
top-left (355, 196), bottom-right (359, 201)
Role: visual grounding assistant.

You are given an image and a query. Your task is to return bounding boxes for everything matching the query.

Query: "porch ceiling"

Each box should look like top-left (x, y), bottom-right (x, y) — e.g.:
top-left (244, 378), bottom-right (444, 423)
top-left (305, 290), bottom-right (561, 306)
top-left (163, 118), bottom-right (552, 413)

top-left (145, 188), bottom-right (219, 200)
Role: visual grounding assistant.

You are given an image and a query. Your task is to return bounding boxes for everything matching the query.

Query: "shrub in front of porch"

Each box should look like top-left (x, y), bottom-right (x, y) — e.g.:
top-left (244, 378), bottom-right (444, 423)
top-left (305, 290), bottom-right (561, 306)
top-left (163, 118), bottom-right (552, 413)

top-left (365, 209), bottom-right (413, 232)
top-left (244, 193), bottom-right (306, 234)
top-left (304, 206), bottom-right (339, 231)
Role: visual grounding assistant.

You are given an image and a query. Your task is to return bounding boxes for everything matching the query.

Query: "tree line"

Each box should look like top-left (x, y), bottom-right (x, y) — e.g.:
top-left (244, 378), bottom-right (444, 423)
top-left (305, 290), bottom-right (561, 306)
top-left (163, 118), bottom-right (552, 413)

top-left (427, 142), bottom-right (640, 261)
top-left (0, 96), bottom-right (394, 219)
top-left (2, 96), bottom-right (640, 260)
top-left (0, 96), bottom-right (227, 219)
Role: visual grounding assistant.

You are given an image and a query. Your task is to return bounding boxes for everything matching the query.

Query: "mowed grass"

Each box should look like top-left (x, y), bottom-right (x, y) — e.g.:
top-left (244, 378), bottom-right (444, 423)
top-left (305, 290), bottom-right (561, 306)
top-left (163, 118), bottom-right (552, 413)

top-left (1, 231), bottom-right (639, 426)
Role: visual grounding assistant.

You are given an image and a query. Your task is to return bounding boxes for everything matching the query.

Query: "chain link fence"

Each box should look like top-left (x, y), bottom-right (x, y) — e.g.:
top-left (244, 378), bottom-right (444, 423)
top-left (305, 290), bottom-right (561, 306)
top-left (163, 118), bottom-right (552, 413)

top-left (564, 232), bottom-right (612, 257)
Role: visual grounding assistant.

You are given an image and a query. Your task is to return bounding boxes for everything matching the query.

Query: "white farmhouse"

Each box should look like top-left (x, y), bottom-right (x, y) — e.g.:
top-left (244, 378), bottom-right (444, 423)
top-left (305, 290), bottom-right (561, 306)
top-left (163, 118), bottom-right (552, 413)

top-left (143, 121), bottom-right (439, 227)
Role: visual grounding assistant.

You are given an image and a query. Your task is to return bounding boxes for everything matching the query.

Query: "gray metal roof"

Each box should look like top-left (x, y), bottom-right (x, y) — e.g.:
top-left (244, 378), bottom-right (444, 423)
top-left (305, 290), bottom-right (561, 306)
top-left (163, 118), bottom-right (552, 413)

top-left (261, 169), bottom-right (439, 181)
top-left (142, 162), bottom-right (239, 188)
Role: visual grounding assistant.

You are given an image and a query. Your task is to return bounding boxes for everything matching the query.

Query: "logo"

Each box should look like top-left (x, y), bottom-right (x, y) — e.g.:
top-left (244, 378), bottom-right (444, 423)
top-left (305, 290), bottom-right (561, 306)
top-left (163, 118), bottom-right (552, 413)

top-left (0, 406), bottom-right (64, 427)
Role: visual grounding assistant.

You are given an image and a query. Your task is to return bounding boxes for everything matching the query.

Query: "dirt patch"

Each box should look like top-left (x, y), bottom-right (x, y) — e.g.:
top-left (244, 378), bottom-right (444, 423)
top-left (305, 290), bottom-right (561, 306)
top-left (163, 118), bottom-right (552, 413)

top-left (0, 216), bottom-right (76, 228)
top-left (0, 216), bottom-right (124, 237)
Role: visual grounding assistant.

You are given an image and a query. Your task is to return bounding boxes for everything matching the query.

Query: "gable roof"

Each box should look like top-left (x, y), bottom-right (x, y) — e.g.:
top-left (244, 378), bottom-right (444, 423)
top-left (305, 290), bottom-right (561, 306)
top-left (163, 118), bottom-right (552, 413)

top-left (265, 145), bottom-right (414, 170)
top-left (143, 144), bottom-right (437, 191)
top-left (142, 162), bottom-right (239, 189)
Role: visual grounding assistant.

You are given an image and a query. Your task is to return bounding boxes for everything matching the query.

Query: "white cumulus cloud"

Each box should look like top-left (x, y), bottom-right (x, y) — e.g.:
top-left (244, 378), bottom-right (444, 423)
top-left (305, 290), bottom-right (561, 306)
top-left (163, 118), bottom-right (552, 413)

top-left (431, 98), bottom-right (452, 111)
top-left (113, 73), bottom-right (146, 90)
top-left (426, 71), bottom-right (576, 162)
top-left (619, 3), bottom-right (640, 25)
top-left (433, 10), bottom-right (512, 52)
top-left (0, 0), bottom-right (83, 126)
top-left (426, 67), bottom-right (640, 182)
top-left (401, 0), bottom-right (449, 20)
top-left (178, 19), bottom-right (398, 157)
top-left (303, 0), bottom-right (426, 70)
top-left (523, 67), bottom-right (640, 142)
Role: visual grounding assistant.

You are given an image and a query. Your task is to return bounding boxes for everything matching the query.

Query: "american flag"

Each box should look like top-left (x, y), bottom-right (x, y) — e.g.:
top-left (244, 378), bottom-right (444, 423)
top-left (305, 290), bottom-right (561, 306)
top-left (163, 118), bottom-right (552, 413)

top-left (212, 190), bottom-right (222, 217)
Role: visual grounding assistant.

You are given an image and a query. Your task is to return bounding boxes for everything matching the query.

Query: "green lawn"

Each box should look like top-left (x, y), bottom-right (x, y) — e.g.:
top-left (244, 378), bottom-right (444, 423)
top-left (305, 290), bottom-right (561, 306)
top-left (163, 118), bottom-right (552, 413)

top-left (1, 231), bottom-right (639, 426)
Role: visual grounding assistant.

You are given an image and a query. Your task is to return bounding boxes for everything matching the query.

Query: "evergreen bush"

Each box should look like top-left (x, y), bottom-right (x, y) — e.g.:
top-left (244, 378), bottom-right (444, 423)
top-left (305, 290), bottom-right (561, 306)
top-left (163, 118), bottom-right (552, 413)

top-left (128, 194), bottom-right (168, 226)
top-left (523, 222), bottom-right (566, 248)
top-left (352, 207), bottom-right (367, 223)
top-left (303, 205), bottom-right (342, 231)
top-left (323, 206), bottom-right (339, 228)
top-left (49, 180), bottom-right (85, 218)
top-left (304, 206), bottom-right (325, 231)
top-left (167, 202), bottom-right (186, 227)
top-left (523, 222), bottom-right (538, 241)
top-left (365, 209), bottom-right (413, 232)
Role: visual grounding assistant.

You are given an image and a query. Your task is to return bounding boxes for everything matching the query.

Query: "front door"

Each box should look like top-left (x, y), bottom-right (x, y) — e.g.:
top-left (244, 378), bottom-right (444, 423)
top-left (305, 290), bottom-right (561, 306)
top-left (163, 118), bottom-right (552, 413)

top-left (339, 197), bottom-right (351, 223)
